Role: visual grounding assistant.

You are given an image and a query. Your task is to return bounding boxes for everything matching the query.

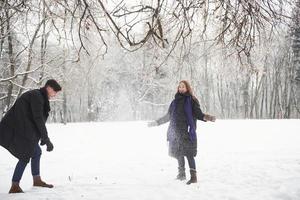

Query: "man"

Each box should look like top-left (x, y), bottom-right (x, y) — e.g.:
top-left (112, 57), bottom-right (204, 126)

top-left (0, 79), bottom-right (62, 193)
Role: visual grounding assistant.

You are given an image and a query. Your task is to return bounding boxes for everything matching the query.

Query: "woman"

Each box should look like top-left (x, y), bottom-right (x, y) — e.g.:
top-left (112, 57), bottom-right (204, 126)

top-left (148, 80), bottom-right (216, 184)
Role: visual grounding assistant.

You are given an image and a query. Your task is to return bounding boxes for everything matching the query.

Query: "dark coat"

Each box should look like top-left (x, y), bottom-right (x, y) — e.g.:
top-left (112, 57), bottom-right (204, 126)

top-left (156, 93), bottom-right (206, 158)
top-left (0, 88), bottom-right (50, 163)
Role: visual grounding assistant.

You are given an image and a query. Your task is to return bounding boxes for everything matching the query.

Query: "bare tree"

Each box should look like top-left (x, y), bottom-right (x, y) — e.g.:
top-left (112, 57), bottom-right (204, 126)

top-left (292, 0), bottom-right (300, 116)
top-left (0, 0), bottom-right (298, 121)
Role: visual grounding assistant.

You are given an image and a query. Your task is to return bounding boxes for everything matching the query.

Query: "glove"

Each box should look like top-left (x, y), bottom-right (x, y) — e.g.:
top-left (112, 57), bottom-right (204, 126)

top-left (40, 138), bottom-right (54, 152)
top-left (46, 140), bottom-right (54, 152)
top-left (204, 114), bottom-right (216, 122)
top-left (148, 121), bottom-right (158, 127)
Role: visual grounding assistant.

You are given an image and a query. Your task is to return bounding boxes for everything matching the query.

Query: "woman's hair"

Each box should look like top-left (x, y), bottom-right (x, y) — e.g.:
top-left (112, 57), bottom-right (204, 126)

top-left (177, 80), bottom-right (198, 102)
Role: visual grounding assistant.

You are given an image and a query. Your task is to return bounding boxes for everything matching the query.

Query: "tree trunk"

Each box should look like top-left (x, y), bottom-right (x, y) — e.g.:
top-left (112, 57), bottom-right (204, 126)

top-left (5, 9), bottom-right (15, 111)
top-left (62, 47), bottom-right (68, 124)
top-left (204, 40), bottom-right (210, 112)
top-left (292, 0), bottom-right (300, 117)
top-left (39, 0), bottom-right (47, 86)
top-left (17, 19), bottom-right (45, 98)
top-left (243, 74), bottom-right (251, 118)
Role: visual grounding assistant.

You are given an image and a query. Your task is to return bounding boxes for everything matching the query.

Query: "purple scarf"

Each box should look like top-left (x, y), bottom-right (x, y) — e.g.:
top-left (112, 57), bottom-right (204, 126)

top-left (184, 96), bottom-right (197, 141)
top-left (170, 94), bottom-right (197, 141)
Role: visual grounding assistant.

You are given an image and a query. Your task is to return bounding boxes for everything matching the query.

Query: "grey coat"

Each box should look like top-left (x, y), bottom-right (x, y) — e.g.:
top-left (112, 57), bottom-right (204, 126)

top-left (156, 93), bottom-right (206, 158)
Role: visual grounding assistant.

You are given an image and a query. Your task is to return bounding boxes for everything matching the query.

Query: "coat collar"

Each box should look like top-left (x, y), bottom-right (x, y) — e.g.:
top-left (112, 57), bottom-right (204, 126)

top-left (39, 87), bottom-right (50, 117)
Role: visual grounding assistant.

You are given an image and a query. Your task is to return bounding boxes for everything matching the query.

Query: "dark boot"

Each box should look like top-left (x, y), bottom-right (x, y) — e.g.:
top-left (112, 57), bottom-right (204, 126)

top-left (9, 182), bottom-right (24, 193)
top-left (33, 176), bottom-right (54, 188)
top-left (176, 167), bottom-right (186, 180)
top-left (186, 169), bottom-right (197, 185)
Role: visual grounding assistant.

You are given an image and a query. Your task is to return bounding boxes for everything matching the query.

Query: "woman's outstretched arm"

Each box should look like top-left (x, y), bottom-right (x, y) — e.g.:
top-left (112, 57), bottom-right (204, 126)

top-left (192, 98), bottom-right (216, 122)
top-left (148, 103), bottom-right (172, 126)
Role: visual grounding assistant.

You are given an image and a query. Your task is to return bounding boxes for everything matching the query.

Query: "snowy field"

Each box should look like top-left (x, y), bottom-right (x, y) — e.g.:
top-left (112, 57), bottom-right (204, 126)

top-left (0, 119), bottom-right (300, 200)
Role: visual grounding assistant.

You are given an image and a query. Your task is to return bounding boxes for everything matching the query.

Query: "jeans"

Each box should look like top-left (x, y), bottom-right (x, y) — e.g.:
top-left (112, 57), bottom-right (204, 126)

top-left (12, 144), bottom-right (41, 182)
top-left (177, 156), bottom-right (196, 170)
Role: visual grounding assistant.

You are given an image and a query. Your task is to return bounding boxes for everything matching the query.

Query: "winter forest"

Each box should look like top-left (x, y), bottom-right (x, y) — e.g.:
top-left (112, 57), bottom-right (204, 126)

top-left (1, 0), bottom-right (300, 122)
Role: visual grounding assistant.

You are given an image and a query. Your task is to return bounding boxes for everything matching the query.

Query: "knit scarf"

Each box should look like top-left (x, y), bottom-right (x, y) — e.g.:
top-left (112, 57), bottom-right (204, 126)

top-left (170, 93), bottom-right (197, 141)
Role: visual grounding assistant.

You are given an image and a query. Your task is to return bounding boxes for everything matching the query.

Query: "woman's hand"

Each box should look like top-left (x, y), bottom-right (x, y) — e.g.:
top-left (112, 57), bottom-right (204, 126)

top-left (148, 121), bottom-right (158, 127)
top-left (204, 114), bottom-right (216, 122)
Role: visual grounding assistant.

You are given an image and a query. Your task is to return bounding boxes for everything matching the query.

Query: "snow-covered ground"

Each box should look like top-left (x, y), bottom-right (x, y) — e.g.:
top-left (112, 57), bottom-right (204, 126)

top-left (0, 120), bottom-right (300, 200)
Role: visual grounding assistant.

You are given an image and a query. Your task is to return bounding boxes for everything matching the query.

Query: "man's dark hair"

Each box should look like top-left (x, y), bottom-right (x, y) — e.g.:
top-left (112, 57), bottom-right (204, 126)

top-left (45, 79), bottom-right (62, 92)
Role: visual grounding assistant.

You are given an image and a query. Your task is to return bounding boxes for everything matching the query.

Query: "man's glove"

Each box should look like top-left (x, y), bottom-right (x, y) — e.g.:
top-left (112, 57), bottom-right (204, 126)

top-left (40, 138), bottom-right (54, 152)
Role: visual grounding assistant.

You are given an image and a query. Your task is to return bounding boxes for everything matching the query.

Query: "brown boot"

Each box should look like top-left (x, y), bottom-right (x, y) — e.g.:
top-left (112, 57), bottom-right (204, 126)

top-left (33, 176), bottom-right (54, 188)
top-left (8, 182), bottom-right (24, 193)
top-left (186, 169), bottom-right (197, 185)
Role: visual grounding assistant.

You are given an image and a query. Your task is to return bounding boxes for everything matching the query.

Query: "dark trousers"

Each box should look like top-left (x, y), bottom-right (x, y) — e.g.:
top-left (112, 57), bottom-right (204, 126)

top-left (12, 144), bottom-right (41, 182)
top-left (177, 156), bottom-right (196, 170)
